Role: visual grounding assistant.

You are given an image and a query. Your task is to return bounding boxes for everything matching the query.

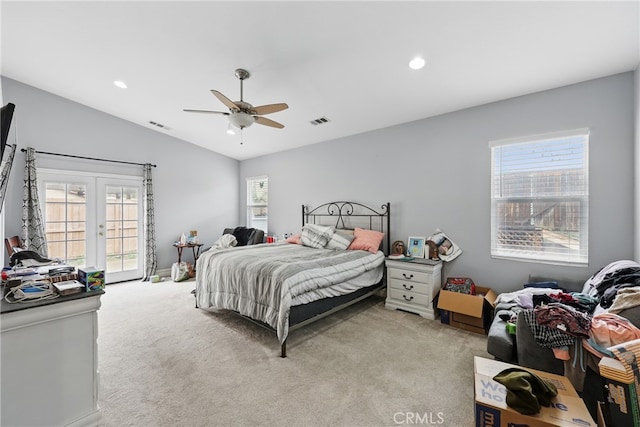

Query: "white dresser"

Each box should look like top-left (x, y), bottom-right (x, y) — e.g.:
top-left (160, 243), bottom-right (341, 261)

top-left (1, 292), bottom-right (103, 427)
top-left (385, 258), bottom-right (442, 319)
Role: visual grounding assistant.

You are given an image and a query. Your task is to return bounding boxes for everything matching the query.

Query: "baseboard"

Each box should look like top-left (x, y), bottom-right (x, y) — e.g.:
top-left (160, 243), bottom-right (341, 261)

top-left (66, 409), bottom-right (101, 427)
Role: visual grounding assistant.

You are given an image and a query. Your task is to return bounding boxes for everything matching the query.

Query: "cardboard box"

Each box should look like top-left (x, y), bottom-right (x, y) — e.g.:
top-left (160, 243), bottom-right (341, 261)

top-left (598, 355), bottom-right (640, 427)
top-left (77, 267), bottom-right (105, 292)
top-left (474, 356), bottom-right (596, 427)
top-left (437, 286), bottom-right (497, 334)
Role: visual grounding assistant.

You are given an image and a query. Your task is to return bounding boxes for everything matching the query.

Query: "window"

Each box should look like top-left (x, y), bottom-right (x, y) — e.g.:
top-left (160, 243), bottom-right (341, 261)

top-left (247, 176), bottom-right (268, 233)
top-left (490, 129), bottom-right (589, 265)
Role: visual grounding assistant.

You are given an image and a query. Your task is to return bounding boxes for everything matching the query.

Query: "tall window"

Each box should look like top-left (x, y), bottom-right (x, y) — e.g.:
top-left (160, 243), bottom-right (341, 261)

top-left (247, 176), bottom-right (268, 233)
top-left (490, 129), bottom-right (589, 265)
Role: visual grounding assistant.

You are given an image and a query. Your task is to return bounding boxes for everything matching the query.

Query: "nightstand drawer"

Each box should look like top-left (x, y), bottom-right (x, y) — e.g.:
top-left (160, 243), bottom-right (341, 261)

top-left (388, 268), bottom-right (432, 284)
top-left (387, 288), bottom-right (431, 307)
top-left (388, 278), bottom-right (430, 295)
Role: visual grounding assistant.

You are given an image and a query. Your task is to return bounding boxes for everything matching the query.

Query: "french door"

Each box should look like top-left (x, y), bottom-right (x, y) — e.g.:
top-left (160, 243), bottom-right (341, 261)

top-left (39, 170), bottom-right (144, 283)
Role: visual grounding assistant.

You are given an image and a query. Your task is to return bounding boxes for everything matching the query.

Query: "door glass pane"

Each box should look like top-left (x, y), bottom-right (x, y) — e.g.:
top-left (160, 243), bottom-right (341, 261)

top-left (123, 237), bottom-right (138, 270)
top-left (107, 220), bottom-right (122, 238)
top-left (44, 182), bottom-right (87, 268)
top-left (107, 254), bottom-right (123, 273)
top-left (105, 185), bottom-right (139, 273)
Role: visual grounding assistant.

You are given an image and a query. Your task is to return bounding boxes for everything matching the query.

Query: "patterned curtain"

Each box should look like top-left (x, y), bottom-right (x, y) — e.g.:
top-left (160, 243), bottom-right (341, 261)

top-left (142, 163), bottom-right (157, 280)
top-left (0, 144), bottom-right (16, 214)
top-left (22, 147), bottom-right (48, 256)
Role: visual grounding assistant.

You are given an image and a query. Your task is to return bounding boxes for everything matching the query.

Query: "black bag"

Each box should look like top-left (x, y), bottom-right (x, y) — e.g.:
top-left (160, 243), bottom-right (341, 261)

top-left (10, 250), bottom-right (52, 267)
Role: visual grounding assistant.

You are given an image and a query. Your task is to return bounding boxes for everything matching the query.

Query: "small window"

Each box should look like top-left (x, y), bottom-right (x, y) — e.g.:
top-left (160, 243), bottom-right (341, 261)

top-left (490, 129), bottom-right (589, 265)
top-left (246, 176), bottom-right (268, 233)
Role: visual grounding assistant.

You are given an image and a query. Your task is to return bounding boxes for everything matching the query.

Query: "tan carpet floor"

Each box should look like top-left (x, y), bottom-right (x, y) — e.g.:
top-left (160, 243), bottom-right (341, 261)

top-left (96, 279), bottom-right (492, 427)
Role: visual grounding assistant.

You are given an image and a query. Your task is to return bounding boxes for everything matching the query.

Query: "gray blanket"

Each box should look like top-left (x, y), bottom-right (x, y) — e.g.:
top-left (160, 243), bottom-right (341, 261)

top-left (195, 243), bottom-right (385, 343)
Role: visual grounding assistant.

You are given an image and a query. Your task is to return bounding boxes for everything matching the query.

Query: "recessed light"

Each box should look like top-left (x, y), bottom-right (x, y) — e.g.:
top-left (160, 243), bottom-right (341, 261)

top-left (409, 56), bottom-right (425, 70)
top-left (113, 80), bottom-right (128, 89)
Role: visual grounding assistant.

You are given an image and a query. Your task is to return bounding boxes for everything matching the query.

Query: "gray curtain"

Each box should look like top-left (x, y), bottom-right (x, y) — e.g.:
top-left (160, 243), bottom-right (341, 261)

top-left (0, 144), bottom-right (16, 214)
top-left (142, 163), bottom-right (157, 280)
top-left (22, 147), bottom-right (48, 256)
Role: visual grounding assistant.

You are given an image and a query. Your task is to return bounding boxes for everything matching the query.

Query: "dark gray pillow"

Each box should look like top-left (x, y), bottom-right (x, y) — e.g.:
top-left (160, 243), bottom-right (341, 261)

top-left (233, 227), bottom-right (256, 246)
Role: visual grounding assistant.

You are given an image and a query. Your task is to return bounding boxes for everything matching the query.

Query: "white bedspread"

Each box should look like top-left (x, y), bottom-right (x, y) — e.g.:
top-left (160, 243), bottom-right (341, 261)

top-left (195, 243), bottom-right (384, 343)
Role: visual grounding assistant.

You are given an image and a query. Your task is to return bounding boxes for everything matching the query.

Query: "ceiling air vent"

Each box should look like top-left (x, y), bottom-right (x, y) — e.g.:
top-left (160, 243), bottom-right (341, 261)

top-left (148, 120), bottom-right (171, 131)
top-left (310, 116), bottom-right (330, 126)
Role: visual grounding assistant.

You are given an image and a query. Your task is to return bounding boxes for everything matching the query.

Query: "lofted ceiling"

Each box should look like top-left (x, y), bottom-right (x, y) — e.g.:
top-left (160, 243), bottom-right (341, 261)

top-left (1, 1), bottom-right (638, 161)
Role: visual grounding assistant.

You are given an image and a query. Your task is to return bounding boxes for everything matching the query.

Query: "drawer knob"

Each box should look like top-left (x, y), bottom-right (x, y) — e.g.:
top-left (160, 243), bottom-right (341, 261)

top-left (402, 284), bottom-right (414, 290)
top-left (402, 273), bottom-right (414, 279)
top-left (402, 295), bottom-right (414, 302)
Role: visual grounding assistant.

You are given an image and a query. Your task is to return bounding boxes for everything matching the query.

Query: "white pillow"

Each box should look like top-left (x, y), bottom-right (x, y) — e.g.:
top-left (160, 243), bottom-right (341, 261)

top-left (300, 223), bottom-right (334, 249)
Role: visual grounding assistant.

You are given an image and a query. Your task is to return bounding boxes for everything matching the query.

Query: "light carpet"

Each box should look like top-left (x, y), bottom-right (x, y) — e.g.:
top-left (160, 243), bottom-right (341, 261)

top-left (96, 279), bottom-right (492, 427)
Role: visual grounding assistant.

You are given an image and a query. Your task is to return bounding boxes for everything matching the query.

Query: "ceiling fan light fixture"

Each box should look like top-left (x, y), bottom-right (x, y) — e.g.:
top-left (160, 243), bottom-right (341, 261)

top-left (226, 123), bottom-right (236, 135)
top-left (229, 112), bottom-right (255, 129)
top-left (409, 56), bottom-right (425, 70)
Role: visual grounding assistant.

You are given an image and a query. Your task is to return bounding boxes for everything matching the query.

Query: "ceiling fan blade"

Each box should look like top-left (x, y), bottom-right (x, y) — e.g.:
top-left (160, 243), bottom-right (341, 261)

top-left (183, 109), bottom-right (229, 115)
top-left (251, 103), bottom-right (289, 115)
top-left (211, 90), bottom-right (239, 111)
top-left (255, 116), bottom-right (285, 129)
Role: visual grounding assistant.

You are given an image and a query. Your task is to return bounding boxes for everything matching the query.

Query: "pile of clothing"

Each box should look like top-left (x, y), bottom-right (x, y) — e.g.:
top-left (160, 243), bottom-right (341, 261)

top-left (583, 259), bottom-right (640, 313)
top-left (499, 262), bottom-right (640, 390)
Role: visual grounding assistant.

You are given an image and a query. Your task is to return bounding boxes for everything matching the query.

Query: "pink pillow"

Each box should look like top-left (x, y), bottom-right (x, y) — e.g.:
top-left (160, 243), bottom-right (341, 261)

top-left (286, 233), bottom-right (302, 244)
top-left (348, 228), bottom-right (384, 253)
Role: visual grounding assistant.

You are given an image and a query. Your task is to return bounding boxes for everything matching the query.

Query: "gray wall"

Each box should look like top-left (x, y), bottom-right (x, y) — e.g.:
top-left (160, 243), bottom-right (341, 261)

top-left (240, 72), bottom-right (636, 294)
top-left (3, 72), bottom-right (636, 290)
top-left (1, 77), bottom-right (240, 272)
top-left (635, 65), bottom-right (640, 263)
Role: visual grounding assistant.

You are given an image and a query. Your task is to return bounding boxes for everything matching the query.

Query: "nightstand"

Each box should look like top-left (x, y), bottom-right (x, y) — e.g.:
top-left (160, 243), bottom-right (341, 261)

top-left (385, 258), bottom-right (442, 319)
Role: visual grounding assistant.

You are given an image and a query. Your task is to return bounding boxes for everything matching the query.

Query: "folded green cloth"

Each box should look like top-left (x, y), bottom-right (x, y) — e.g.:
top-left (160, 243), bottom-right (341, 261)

top-left (492, 367), bottom-right (558, 415)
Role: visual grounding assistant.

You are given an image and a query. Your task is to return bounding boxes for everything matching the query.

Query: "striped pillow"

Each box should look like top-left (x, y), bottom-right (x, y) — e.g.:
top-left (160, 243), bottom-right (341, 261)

top-left (326, 230), bottom-right (355, 250)
top-left (301, 223), bottom-right (334, 249)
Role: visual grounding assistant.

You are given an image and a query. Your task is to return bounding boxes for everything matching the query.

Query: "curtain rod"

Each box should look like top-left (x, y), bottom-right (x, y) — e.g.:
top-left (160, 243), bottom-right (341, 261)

top-left (20, 148), bottom-right (157, 168)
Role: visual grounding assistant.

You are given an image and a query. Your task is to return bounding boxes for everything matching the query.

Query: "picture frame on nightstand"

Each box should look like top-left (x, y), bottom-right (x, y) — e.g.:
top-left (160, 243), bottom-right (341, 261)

top-left (407, 236), bottom-right (425, 258)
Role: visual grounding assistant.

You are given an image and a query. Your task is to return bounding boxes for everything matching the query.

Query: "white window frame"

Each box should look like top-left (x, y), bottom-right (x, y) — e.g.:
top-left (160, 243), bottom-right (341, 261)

top-left (489, 129), bottom-right (589, 266)
top-left (246, 176), bottom-right (268, 233)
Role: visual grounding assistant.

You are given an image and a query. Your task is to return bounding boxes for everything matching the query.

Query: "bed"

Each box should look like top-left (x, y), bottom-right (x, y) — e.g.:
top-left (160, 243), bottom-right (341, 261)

top-left (195, 201), bottom-right (390, 357)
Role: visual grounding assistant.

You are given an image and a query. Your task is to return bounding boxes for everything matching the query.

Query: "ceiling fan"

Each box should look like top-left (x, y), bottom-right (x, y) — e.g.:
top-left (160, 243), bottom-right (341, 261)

top-left (184, 68), bottom-right (288, 132)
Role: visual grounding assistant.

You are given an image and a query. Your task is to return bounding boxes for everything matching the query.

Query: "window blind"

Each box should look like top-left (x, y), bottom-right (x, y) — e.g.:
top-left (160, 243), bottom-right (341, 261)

top-left (490, 130), bottom-right (589, 265)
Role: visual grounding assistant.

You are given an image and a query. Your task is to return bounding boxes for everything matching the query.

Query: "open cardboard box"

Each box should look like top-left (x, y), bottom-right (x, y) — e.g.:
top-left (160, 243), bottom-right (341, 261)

top-left (474, 356), bottom-right (596, 427)
top-left (437, 285), bottom-right (497, 334)
top-left (597, 349), bottom-right (640, 427)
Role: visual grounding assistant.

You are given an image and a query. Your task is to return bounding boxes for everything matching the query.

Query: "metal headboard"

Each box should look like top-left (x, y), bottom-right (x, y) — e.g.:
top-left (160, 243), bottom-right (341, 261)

top-left (302, 201), bottom-right (391, 255)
